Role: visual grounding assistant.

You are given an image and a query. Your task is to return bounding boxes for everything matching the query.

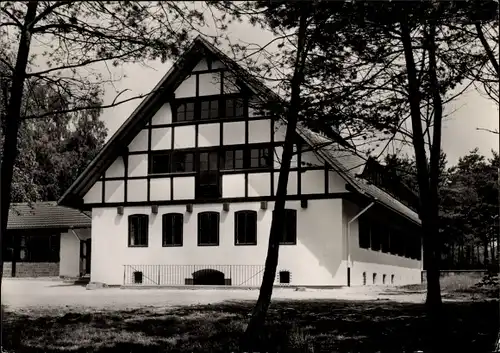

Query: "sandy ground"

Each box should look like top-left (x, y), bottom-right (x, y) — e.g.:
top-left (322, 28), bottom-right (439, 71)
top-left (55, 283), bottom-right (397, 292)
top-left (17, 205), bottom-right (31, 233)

top-left (1, 278), bottom-right (428, 312)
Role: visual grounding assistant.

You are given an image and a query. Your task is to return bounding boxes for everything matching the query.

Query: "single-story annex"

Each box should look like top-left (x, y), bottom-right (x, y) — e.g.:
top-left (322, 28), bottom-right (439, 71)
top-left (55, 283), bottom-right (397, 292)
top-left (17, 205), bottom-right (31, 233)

top-left (58, 36), bottom-right (423, 287)
top-left (3, 202), bottom-right (91, 278)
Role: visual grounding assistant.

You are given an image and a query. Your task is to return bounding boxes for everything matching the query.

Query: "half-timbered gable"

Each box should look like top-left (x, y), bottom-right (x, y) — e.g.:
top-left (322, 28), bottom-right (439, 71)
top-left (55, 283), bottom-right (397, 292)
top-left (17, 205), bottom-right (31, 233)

top-left (59, 36), bottom-right (423, 288)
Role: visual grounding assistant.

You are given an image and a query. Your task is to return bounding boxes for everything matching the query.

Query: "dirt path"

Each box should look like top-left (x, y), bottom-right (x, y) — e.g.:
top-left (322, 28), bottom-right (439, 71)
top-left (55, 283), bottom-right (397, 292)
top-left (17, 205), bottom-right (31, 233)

top-left (1, 278), bottom-right (429, 312)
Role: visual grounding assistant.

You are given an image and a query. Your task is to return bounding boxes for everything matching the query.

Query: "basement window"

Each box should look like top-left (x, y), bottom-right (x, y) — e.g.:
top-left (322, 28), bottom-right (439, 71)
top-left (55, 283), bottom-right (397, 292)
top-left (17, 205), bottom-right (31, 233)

top-left (279, 271), bottom-right (290, 284)
top-left (133, 271), bottom-right (143, 284)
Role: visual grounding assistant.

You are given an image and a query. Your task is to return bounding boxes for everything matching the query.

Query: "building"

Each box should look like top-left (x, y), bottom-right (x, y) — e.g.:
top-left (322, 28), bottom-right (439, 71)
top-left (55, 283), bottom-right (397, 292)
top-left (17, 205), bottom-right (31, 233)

top-left (3, 202), bottom-right (91, 278)
top-left (59, 36), bottom-right (423, 287)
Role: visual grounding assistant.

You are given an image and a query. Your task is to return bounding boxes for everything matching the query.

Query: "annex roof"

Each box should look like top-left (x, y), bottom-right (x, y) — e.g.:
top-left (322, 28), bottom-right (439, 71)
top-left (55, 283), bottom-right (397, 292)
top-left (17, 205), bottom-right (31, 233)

top-left (8, 202), bottom-right (91, 230)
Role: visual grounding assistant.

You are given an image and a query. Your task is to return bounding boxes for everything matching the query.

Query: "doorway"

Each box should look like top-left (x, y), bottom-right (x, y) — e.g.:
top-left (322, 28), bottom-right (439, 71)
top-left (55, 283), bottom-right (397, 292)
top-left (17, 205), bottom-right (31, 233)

top-left (80, 238), bottom-right (91, 276)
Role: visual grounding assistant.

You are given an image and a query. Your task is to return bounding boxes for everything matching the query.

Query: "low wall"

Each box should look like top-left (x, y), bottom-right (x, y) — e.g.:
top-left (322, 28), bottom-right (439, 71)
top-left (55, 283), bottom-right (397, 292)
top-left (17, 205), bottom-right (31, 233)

top-left (421, 269), bottom-right (487, 283)
top-left (2, 262), bottom-right (60, 277)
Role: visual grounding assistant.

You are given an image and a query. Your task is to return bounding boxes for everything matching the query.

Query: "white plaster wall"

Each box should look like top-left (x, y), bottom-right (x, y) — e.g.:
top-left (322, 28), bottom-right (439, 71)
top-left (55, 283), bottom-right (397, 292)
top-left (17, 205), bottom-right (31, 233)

top-left (105, 159), bottom-right (125, 178)
top-left (59, 228), bottom-right (91, 277)
top-left (105, 180), bottom-right (124, 203)
top-left (150, 178), bottom-right (171, 201)
top-left (192, 58), bottom-right (209, 72)
top-left (198, 123), bottom-right (220, 147)
top-left (222, 71), bottom-right (240, 94)
top-left (199, 72), bottom-right (222, 96)
top-left (151, 127), bottom-right (172, 150)
top-left (173, 126), bottom-right (195, 149)
top-left (222, 174), bottom-right (245, 198)
top-left (128, 154), bottom-right (148, 177)
top-left (90, 199), bottom-right (344, 286)
top-left (274, 121), bottom-right (287, 142)
top-left (248, 173), bottom-right (271, 197)
top-left (128, 130), bottom-right (149, 152)
top-left (83, 181), bottom-right (102, 204)
top-left (173, 177), bottom-right (195, 200)
top-left (248, 119), bottom-right (271, 143)
top-left (223, 122), bottom-right (245, 145)
top-left (342, 200), bottom-right (422, 286)
top-left (127, 179), bottom-right (148, 202)
top-left (174, 74), bottom-right (196, 98)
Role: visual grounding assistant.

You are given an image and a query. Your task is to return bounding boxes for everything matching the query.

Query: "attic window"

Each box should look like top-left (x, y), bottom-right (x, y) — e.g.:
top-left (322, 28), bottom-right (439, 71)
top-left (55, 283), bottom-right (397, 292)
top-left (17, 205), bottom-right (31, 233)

top-left (175, 102), bottom-right (195, 122)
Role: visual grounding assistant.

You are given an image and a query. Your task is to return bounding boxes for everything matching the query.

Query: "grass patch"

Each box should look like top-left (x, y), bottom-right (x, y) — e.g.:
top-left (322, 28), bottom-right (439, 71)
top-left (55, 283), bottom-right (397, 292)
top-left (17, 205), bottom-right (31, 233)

top-left (2, 299), bottom-right (498, 352)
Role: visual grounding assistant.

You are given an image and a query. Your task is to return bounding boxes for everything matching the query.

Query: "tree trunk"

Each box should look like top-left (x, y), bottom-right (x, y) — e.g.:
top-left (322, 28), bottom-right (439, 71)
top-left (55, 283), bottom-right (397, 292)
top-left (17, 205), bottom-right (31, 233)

top-left (425, 8), bottom-right (444, 313)
top-left (240, 10), bottom-right (309, 351)
top-left (475, 22), bottom-right (500, 76)
top-left (0, 1), bottom-right (38, 286)
top-left (400, 10), bottom-right (442, 312)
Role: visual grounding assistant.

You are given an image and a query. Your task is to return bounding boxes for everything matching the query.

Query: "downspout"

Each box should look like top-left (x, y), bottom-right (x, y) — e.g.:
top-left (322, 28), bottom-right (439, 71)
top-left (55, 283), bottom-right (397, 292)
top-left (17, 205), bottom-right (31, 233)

top-left (346, 200), bottom-right (376, 286)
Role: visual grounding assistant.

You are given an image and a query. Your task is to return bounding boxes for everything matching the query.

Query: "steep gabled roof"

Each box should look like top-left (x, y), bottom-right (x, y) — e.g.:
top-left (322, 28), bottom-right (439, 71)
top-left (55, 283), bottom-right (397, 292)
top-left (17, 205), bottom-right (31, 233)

top-left (59, 36), bottom-right (420, 225)
top-left (8, 202), bottom-right (91, 230)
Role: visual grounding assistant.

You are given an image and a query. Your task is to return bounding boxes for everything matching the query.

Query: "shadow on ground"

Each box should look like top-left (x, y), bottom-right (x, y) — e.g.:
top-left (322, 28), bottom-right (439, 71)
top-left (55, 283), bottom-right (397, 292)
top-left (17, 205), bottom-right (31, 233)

top-left (2, 299), bottom-right (498, 352)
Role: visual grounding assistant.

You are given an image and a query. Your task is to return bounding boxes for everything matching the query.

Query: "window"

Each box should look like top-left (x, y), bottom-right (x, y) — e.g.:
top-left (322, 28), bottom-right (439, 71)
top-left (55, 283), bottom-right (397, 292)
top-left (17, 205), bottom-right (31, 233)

top-left (273, 209), bottom-right (297, 245)
top-left (362, 272), bottom-right (367, 285)
top-left (150, 153), bottom-right (171, 174)
top-left (415, 234), bottom-right (422, 260)
top-left (198, 212), bottom-right (220, 246)
top-left (249, 148), bottom-right (271, 168)
top-left (175, 102), bottom-right (195, 122)
top-left (359, 216), bottom-right (371, 249)
top-left (370, 221), bottom-right (381, 251)
top-left (373, 273), bottom-right (377, 285)
top-left (150, 152), bottom-right (194, 174)
top-left (223, 149), bottom-right (245, 170)
top-left (382, 274), bottom-right (386, 285)
top-left (172, 152), bottom-right (195, 173)
top-left (15, 233), bottom-right (60, 262)
top-left (162, 213), bottom-right (183, 247)
top-left (235, 210), bottom-right (257, 245)
top-left (200, 99), bottom-right (219, 120)
top-left (128, 214), bottom-right (149, 247)
top-left (381, 225), bottom-right (390, 253)
top-left (197, 151), bottom-right (221, 199)
top-left (225, 98), bottom-right (244, 119)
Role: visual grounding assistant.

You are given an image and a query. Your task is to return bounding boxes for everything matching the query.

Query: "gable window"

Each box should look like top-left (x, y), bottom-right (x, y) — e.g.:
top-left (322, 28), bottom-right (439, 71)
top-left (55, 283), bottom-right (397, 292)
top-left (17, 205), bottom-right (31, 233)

top-left (223, 149), bottom-right (245, 170)
top-left (175, 102), bottom-right (195, 122)
top-left (150, 153), bottom-right (171, 174)
top-left (172, 151), bottom-right (195, 173)
top-left (201, 99), bottom-right (220, 120)
top-left (198, 211), bottom-right (220, 246)
top-left (162, 213), bottom-right (183, 247)
top-left (273, 209), bottom-right (297, 245)
top-left (235, 210), bottom-right (257, 245)
top-left (197, 151), bottom-right (221, 198)
top-left (129, 214), bottom-right (149, 247)
top-left (150, 152), bottom-right (195, 174)
top-left (225, 98), bottom-right (244, 119)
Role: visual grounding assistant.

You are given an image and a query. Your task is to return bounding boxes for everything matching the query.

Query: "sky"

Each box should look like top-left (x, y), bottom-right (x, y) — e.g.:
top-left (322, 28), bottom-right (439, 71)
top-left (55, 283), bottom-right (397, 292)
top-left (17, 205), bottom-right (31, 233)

top-left (98, 15), bottom-right (499, 167)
